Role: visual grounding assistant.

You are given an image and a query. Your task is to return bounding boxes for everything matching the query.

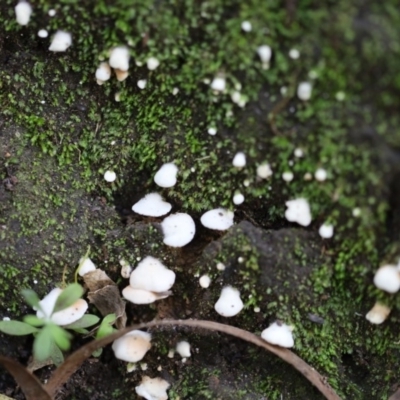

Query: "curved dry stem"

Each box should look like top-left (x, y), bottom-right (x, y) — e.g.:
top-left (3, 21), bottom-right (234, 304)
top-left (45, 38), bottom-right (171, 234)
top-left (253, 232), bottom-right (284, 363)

top-left (46, 319), bottom-right (341, 400)
top-left (0, 356), bottom-right (52, 400)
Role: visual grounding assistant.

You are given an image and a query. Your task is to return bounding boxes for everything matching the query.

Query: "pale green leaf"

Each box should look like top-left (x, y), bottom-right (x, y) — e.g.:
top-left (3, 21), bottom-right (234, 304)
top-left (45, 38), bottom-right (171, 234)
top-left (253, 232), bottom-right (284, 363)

top-left (63, 314), bottom-right (100, 329)
top-left (33, 326), bottom-right (54, 361)
top-left (0, 320), bottom-right (39, 336)
top-left (52, 284), bottom-right (84, 314)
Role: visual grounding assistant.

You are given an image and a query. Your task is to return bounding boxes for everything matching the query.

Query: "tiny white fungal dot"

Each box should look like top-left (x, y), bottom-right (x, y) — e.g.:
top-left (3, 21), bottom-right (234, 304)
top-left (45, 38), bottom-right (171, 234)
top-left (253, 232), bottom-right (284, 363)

top-left (172, 87), bottom-right (179, 95)
top-left (241, 21), bottom-right (252, 32)
top-left (114, 92), bottom-right (121, 102)
top-left (254, 307), bottom-right (260, 313)
top-left (315, 168), bottom-right (327, 182)
top-left (243, 179), bottom-right (250, 187)
top-left (208, 127), bottom-right (217, 136)
top-left (49, 31), bottom-right (72, 52)
top-left (352, 207), bottom-right (361, 217)
top-left (38, 29), bottom-right (48, 38)
top-left (336, 91), bottom-right (346, 101)
top-left (297, 82), bottom-right (312, 101)
top-left (48, 9), bottom-right (56, 17)
top-left (319, 223), bottom-right (334, 239)
top-left (282, 171), bottom-right (294, 182)
top-left (104, 170), bottom-right (116, 182)
top-left (289, 49), bottom-right (300, 59)
top-left (211, 76), bottom-right (226, 92)
top-left (238, 257), bottom-right (244, 263)
top-left (199, 275), bottom-right (211, 288)
top-left (304, 172), bottom-right (312, 180)
top-left (257, 163), bottom-right (273, 179)
top-left (233, 192), bottom-right (245, 205)
top-left (232, 152), bottom-right (246, 168)
top-left (147, 57), bottom-right (160, 70)
top-left (294, 148), bottom-right (303, 158)
top-left (280, 86), bottom-right (288, 95)
top-left (137, 79), bottom-right (147, 89)
top-left (216, 262), bottom-right (226, 271)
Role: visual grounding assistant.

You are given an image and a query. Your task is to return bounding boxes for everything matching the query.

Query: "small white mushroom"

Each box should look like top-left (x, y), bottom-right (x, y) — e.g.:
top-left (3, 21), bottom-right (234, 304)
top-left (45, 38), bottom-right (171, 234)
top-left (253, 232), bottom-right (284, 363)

top-left (109, 46), bottom-right (130, 71)
top-left (95, 62), bottom-right (111, 84)
top-left (241, 21), bottom-right (252, 32)
top-left (315, 168), bottom-right (327, 182)
top-left (232, 152), bottom-right (246, 168)
top-left (104, 170), bottom-right (116, 182)
top-left (154, 163), bottom-right (178, 188)
top-left (112, 331), bottom-right (151, 362)
top-left (282, 171), bottom-right (294, 182)
top-left (294, 148), bottom-right (304, 158)
top-left (199, 275), bottom-right (211, 288)
top-left (115, 68), bottom-right (129, 82)
top-left (130, 256), bottom-right (175, 293)
top-left (208, 127), bottom-right (217, 136)
top-left (373, 265), bottom-right (400, 293)
top-left (132, 193), bottom-right (172, 217)
top-left (233, 192), bottom-right (245, 205)
top-left (261, 322), bottom-right (294, 348)
top-left (257, 163), bottom-right (273, 179)
top-left (319, 223), bottom-right (334, 239)
top-left (15, 1), bottom-right (32, 26)
top-left (138, 79), bottom-right (147, 89)
top-left (78, 256), bottom-right (96, 277)
top-left (285, 198), bottom-right (312, 227)
top-left (366, 302), bottom-right (391, 325)
top-left (200, 208), bottom-right (234, 231)
top-left (147, 57), bottom-right (160, 70)
top-left (122, 286), bottom-right (170, 304)
top-left (210, 76), bottom-right (226, 92)
top-left (289, 49), bottom-right (300, 59)
top-left (161, 213), bottom-right (195, 247)
top-left (135, 376), bottom-right (170, 400)
top-left (214, 286), bottom-right (243, 317)
top-left (38, 29), bottom-right (48, 38)
top-left (176, 341), bottom-right (191, 358)
top-left (49, 31), bottom-right (72, 52)
top-left (297, 82), bottom-right (312, 101)
top-left (257, 45), bottom-right (272, 69)
top-left (119, 258), bottom-right (133, 279)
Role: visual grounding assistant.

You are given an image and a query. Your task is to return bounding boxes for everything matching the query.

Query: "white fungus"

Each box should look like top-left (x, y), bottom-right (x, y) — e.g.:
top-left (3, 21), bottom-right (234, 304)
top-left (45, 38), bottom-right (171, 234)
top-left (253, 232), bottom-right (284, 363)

top-left (132, 193), bottom-right (172, 217)
top-left (232, 152), bottom-right (246, 168)
top-left (122, 286), bottom-right (170, 305)
top-left (282, 171), bottom-right (294, 182)
top-left (285, 198), bottom-right (312, 227)
top-left (208, 127), bottom-right (217, 136)
top-left (319, 223), bottom-right (334, 239)
top-left (294, 148), bottom-right (304, 158)
top-left (233, 192), bottom-right (245, 205)
top-left (176, 341), bottom-right (191, 358)
top-left (135, 376), bottom-right (170, 400)
top-left (154, 163), bottom-right (178, 188)
top-left (112, 330), bottom-right (151, 363)
top-left (95, 62), bottom-right (111, 84)
top-left (48, 9), bottom-right (56, 17)
top-left (49, 31), bottom-right (72, 52)
top-left (104, 170), bottom-right (116, 182)
top-left (241, 21), bottom-right (252, 32)
top-left (115, 68), bottom-right (129, 82)
top-left (199, 275), bottom-right (211, 288)
top-left (78, 256), bottom-right (96, 276)
top-left (297, 82), bottom-right (312, 101)
top-left (289, 48), bottom-right (300, 59)
top-left (373, 265), bottom-right (400, 293)
top-left (109, 46), bottom-right (130, 71)
top-left (336, 91), bottom-right (346, 101)
top-left (216, 262), bottom-right (226, 271)
top-left (119, 258), bottom-right (133, 279)
top-left (257, 45), bottom-right (272, 69)
top-left (366, 302), bottom-right (391, 325)
top-left (38, 29), bottom-right (48, 38)
top-left (15, 1), bottom-right (32, 26)
top-left (147, 57), bottom-right (160, 70)
top-left (214, 286), bottom-right (244, 317)
top-left (130, 256), bottom-right (175, 293)
top-left (261, 322), bottom-right (294, 348)
top-left (257, 163), bottom-right (273, 179)
top-left (138, 79), bottom-right (147, 89)
top-left (161, 213), bottom-right (195, 247)
top-left (172, 87), bottom-right (179, 95)
top-left (210, 76), bottom-right (226, 92)
top-left (200, 208), bottom-right (234, 231)
top-left (315, 168), bottom-right (327, 182)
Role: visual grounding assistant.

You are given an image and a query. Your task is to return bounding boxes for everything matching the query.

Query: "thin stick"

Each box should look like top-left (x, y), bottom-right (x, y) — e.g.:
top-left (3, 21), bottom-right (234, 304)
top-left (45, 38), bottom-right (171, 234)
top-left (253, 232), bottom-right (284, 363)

top-left (46, 319), bottom-right (341, 400)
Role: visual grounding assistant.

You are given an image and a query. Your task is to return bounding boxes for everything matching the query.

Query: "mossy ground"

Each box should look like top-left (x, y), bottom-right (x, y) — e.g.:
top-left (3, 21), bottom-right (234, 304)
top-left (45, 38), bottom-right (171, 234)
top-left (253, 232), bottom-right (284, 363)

top-left (1, 0), bottom-right (400, 399)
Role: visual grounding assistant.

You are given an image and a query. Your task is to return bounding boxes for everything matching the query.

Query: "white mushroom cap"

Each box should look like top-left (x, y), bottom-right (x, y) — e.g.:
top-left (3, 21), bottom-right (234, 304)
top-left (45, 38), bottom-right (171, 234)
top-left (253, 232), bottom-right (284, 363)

top-left (282, 171), bottom-right (294, 182)
top-left (232, 152), bottom-right (246, 168)
top-left (154, 163), bottom-right (178, 188)
top-left (135, 376), bottom-right (170, 400)
top-left (38, 29), bottom-right (48, 38)
top-left (130, 256), bottom-right (175, 292)
top-left (200, 208), bottom-right (234, 231)
top-left (104, 170), bottom-right (116, 182)
top-left (297, 82), bottom-right (312, 101)
top-left (95, 62), bottom-right (111, 82)
top-left (366, 302), bottom-right (391, 325)
top-left (112, 330), bottom-right (151, 363)
top-left (49, 31), bottom-right (72, 52)
top-left (78, 256), bottom-right (96, 277)
top-left (373, 265), bottom-right (400, 293)
top-left (109, 46), bottom-right (130, 71)
top-left (214, 286), bottom-right (244, 317)
top-left (315, 168), bottom-right (327, 182)
top-left (285, 198), bottom-right (312, 227)
top-left (261, 322), bottom-right (294, 348)
top-left (120, 258), bottom-right (133, 279)
top-left (233, 193), bottom-right (245, 205)
top-left (122, 286), bottom-right (170, 304)
top-left (257, 45), bottom-right (272, 64)
top-left (210, 76), bottom-right (226, 92)
top-left (241, 21), bottom-right (252, 32)
top-left (51, 299), bottom-right (88, 326)
top-left (138, 79), bottom-right (147, 89)
top-left (115, 68), bottom-right (129, 82)
top-left (319, 223), bottom-right (334, 239)
top-left (161, 213), bottom-right (195, 247)
top-left (257, 163), bottom-right (273, 179)
top-left (147, 57), bottom-right (160, 70)
top-left (199, 275), bottom-right (211, 288)
top-left (132, 193), bottom-right (172, 217)
top-left (176, 341), bottom-right (191, 358)
top-left (15, 1), bottom-right (32, 26)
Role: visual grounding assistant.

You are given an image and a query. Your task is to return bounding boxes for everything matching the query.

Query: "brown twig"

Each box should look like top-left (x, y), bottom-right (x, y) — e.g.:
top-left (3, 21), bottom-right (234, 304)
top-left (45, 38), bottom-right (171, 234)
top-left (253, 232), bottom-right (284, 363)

top-left (46, 319), bottom-right (342, 400)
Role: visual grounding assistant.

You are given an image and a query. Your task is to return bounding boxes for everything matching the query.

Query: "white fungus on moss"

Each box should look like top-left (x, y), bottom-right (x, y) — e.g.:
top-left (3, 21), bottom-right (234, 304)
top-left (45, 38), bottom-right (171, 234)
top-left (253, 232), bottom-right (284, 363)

top-left (78, 256), bottom-right (96, 276)
top-left (319, 223), bottom-right (334, 239)
top-left (285, 198), bottom-right (312, 227)
top-left (257, 163), bottom-right (273, 179)
top-left (95, 62), bottom-right (111, 85)
top-left (15, 1), bottom-right (32, 26)
top-left (109, 46), bottom-right (130, 71)
top-left (130, 256), bottom-right (175, 293)
top-left (214, 286), bottom-right (244, 317)
top-left (38, 29), bottom-right (48, 38)
top-left (161, 213), bottom-right (195, 247)
top-left (49, 31), bottom-right (72, 52)
top-left (115, 68), bottom-right (129, 82)
top-left (373, 265), bottom-right (400, 293)
top-left (154, 163), bottom-right (178, 188)
top-left (120, 258), bottom-right (133, 279)
top-left (297, 82), bottom-right (312, 101)
top-left (199, 274), bottom-right (211, 288)
top-left (176, 341), bottom-right (191, 358)
top-left (232, 152), bottom-right (246, 168)
top-left (315, 168), bottom-right (327, 182)
top-left (147, 57), bottom-right (160, 70)
top-left (282, 171), bottom-right (294, 182)
top-left (200, 208), bottom-right (234, 231)
top-left (104, 170), bottom-right (116, 182)
top-left (261, 322), bottom-right (294, 348)
top-left (233, 192), bottom-right (245, 205)
top-left (289, 48), bottom-right (300, 59)
top-left (256, 45), bottom-right (272, 69)
top-left (210, 76), bottom-right (226, 92)
top-left (138, 79), bottom-right (147, 89)
top-left (208, 127), bottom-right (217, 136)
top-left (132, 193), bottom-right (172, 217)
top-left (366, 302), bottom-right (391, 325)
top-left (135, 376), bottom-right (170, 400)
top-left (112, 330), bottom-right (151, 363)
top-left (241, 21), bottom-right (252, 32)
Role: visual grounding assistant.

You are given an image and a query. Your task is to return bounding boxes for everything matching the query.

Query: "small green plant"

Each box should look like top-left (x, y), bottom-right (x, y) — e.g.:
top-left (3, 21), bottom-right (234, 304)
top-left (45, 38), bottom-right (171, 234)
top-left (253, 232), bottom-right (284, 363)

top-left (0, 283), bottom-right (100, 364)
